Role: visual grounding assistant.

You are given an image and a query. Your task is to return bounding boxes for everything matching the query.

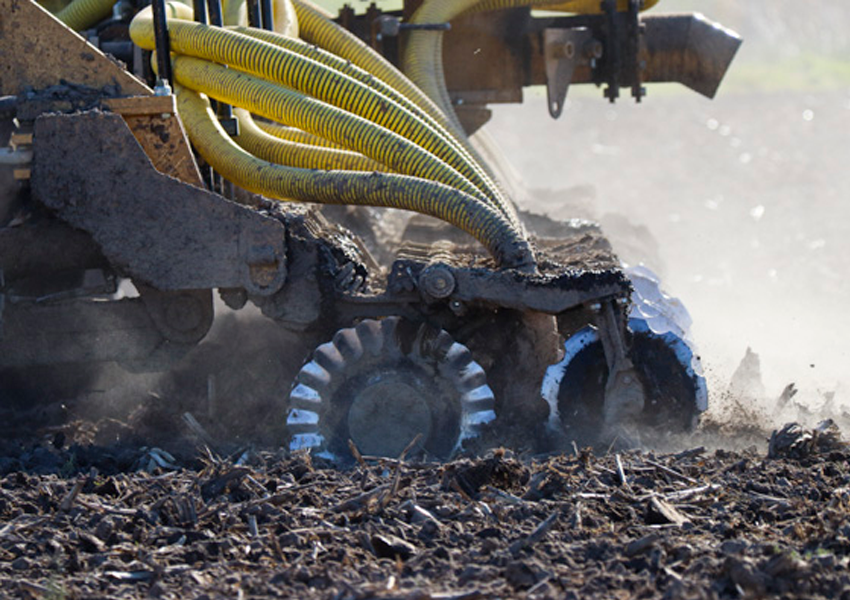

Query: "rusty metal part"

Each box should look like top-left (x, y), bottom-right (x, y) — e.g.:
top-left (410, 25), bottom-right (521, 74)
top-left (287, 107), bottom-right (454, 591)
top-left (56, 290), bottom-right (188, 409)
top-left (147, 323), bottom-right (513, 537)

top-left (441, 10), bottom-right (524, 108)
top-left (526, 12), bottom-right (740, 102)
top-left (32, 111), bottom-right (288, 296)
top-left (639, 13), bottom-right (742, 99)
top-left (0, 0), bottom-right (150, 98)
top-left (103, 95), bottom-right (204, 186)
top-left (330, 4), bottom-right (738, 115)
top-left (343, 4), bottom-right (740, 118)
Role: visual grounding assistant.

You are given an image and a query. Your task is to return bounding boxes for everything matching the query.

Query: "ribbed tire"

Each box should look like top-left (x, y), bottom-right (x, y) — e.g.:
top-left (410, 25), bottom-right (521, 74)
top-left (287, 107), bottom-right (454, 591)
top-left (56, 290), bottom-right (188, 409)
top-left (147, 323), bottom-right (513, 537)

top-left (286, 317), bottom-right (495, 461)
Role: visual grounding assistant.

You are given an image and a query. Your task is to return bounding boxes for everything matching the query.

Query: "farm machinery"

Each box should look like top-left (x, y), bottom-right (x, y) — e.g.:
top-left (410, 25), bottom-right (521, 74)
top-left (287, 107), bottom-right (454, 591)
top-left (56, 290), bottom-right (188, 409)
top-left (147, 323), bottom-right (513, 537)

top-left (0, 0), bottom-right (740, 460)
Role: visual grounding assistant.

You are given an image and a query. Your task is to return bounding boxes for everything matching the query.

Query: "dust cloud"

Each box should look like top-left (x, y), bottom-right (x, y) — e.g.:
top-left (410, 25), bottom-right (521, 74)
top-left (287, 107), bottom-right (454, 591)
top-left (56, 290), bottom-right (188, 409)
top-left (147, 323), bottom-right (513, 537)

top-left (486, 0), bottom-right (850, 432)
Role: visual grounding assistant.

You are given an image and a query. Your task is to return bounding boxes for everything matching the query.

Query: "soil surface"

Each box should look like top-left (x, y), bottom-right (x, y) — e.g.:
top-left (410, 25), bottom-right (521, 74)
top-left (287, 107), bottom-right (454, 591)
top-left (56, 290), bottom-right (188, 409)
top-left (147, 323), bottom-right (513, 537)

top-left (2, 411), bottom-right (850, 600)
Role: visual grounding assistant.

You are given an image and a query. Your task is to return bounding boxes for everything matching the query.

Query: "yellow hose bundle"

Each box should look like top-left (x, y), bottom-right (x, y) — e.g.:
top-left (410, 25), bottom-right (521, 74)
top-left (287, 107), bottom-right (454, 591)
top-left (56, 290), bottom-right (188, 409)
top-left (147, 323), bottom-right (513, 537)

top-left (130, 7), bottom-right (517, 224)
top-left (290, 0), bottom-right (451, 133)
top-left (230, 25), bottom-right (465, 150)
top-left (178, 88), bottom-right (533, 270)
top-left (289, 0), bottom-right (515, 215)
top-left (128, 0), bottom-right (532, 267)
top-left (170, 54), bottom-right (488, 200)
top-left (227, 23), bottom-right (515, 221)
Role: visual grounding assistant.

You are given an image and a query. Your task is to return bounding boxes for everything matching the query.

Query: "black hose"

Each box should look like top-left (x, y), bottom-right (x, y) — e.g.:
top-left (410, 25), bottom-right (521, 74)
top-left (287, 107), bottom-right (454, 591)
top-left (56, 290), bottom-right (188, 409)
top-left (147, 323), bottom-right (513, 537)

top-left (205, 0), bottom-right (233, 122)
top-left (151, 0), bottom-right (174, 87)
top-left (260, 0), bottom-right (273, 31)
top-left (247, 0), bottom-right (262, 28)
top-left (206, 0), bottom-right (223, 26)
top-left (193, 0), bottom-right (207, 24)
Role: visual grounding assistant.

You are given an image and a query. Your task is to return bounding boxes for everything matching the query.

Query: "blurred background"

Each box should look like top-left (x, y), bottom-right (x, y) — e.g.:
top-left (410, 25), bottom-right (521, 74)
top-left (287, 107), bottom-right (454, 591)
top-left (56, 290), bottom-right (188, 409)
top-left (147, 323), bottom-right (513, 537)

top-left (487, 0), bottom-right (849, 409)
top-left (318, 1), bottom-right (850, 415)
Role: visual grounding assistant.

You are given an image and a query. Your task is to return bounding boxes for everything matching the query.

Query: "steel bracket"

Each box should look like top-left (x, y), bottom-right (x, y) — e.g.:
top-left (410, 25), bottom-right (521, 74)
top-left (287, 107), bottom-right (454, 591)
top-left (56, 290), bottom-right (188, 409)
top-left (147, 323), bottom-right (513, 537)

top-left (595, 300), bottom-right (646, 442)
top-left (544, 27), bottom-right (594, 118)
top-left (32, 111), bottom-right (288, 296)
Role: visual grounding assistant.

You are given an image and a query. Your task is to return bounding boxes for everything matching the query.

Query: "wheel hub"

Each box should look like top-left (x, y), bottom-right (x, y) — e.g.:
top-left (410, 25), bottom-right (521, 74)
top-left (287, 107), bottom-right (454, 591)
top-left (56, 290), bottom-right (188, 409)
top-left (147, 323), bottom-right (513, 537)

top-left (348, 375), bottom-right (432, 457)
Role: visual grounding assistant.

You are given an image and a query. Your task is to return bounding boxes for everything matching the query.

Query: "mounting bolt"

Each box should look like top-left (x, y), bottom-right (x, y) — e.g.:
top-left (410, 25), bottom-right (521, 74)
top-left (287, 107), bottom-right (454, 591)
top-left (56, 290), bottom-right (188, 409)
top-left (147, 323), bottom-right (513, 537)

top-left (153, 80), bottom-right (172, 97)
top-left (419, 265), bottom-right (456, 299)
top-left (246, 244), bottom-right (284, 290)
top-left (584, 39), bottom-right (604, 60)
top-left (551, 40), bottom-right (575, 59)
top-left (449, 299), bottom-right (466, 316)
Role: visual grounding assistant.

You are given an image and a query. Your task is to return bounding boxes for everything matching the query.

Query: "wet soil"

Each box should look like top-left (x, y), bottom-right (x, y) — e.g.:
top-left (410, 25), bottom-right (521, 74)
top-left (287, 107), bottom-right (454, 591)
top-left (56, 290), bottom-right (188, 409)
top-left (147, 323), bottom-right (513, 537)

top-left (2, 410), bottom-right (850, 600)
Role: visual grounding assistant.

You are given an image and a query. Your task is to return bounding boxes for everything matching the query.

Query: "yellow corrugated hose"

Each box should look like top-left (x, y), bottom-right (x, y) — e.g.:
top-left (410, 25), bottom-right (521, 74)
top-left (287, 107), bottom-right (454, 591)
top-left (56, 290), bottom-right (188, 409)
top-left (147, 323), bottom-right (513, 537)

top-left (129, 1), bottom-right (533, 265)
top-left (227, 23), bottom-right (512, 219)
top-left (289, 0), bottom-right (515, 217)
top-left (177, 87), bottom-right (534, 270)
top-left (232, 108), bottom-right (387, 172)
top-left (253, 120), bottom-right (346, 150)
top-left (55, 0), bottom-right (116, 31)
top-left (229, 24), bottom-right (469, 154)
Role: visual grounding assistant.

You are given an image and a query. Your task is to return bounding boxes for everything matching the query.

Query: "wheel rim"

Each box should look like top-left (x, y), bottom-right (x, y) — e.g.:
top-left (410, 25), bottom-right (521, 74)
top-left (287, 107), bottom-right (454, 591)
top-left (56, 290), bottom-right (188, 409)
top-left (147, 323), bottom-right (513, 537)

top-left (348, 374), bottom-right (433, 457)
top-left (542, 317), bottom-right (708, 447)
top-left (287, 317), bottom-right (496, 461)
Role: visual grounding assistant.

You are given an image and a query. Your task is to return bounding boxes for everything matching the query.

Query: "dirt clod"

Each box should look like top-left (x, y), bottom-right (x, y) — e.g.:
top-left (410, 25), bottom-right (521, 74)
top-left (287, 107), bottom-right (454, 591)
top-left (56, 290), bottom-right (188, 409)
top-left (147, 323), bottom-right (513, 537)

top-left (2, 419), bottom-right (850, 598)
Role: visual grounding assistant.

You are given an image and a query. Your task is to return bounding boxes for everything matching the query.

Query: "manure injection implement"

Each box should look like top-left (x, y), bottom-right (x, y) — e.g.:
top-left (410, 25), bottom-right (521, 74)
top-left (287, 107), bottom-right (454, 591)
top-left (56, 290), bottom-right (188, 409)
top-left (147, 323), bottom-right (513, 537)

top-left (0, 0), bottom-right (739, 460)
